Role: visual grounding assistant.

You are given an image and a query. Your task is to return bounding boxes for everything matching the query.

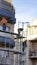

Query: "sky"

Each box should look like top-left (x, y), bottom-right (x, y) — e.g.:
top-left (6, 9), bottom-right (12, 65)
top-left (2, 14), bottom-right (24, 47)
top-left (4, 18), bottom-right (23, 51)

top-left (13, 0), bottom-right (37, 22)
top-left (12, 0), bottom-right (37, 32)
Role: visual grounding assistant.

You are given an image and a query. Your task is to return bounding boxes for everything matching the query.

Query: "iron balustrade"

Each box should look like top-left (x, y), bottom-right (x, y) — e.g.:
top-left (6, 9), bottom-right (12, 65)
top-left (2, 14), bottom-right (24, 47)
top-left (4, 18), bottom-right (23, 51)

top-left (0, 30), bottom-right (17, 48)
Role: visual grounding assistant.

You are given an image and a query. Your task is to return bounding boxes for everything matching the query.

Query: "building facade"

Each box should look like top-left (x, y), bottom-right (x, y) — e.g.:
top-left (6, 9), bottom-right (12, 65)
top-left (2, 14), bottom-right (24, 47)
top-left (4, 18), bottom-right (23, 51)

top-left (17, 19), bottom-right (37, 65)
top-left (24, 19), bottom-right (37, 65)
top-left (0, 0), bottom-right (37, 65)
top-left (0, 0), bottom-right (16, 65)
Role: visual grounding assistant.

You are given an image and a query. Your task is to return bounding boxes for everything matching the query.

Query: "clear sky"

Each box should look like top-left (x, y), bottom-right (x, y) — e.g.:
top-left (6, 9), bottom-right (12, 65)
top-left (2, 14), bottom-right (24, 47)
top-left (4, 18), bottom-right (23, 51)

top-left (13, 0), bottom-right (37, 22)
top-left (12, 0), bottom-right (37, 32)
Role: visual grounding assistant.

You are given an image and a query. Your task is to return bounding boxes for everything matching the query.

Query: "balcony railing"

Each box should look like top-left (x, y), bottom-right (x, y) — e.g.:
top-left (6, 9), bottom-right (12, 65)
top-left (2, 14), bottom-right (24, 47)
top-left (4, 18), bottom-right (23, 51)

top-left (29, 50), bottom-right (37, 59)
top-left (0, 30), bottom-right (16, 48)
top-left (0, 30), bottom-right (13, 39)
top-left (0, 0), bottom-right (16, 24)
top-left (0, 0), bottom-right (14, 12)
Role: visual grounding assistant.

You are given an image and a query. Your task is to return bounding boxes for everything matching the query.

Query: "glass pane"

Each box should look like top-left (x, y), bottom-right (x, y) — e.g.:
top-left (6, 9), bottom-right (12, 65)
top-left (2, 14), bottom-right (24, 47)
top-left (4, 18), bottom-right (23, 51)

top-left (6, 26), bottom-right (10, 31)
top-left (36, 62), bottom-right (37, 65)
top-left (0, 26), bottom-right (2, 30)
top-left (0, 25), bottom-right (10, 32)
top-left (3, 24), bottom-right (6, 31)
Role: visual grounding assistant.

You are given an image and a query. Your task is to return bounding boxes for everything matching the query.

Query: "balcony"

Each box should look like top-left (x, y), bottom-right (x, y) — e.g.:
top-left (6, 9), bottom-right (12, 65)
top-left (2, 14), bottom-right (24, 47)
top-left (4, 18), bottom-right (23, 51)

top-left (0, 30), bottom-right (15, 48)
top-left (0, 0), bottom-right (14, 11)
top-left (29, 50), bottom-right (37, 59)
top-left (0, 0), bottom-right (16, 24)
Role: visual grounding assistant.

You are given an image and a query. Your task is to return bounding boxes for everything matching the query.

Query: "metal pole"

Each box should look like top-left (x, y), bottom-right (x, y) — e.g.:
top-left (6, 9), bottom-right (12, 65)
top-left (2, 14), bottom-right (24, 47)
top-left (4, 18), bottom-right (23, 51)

top-left (18, 21), bottom-right (29, 65)
top-left (18, 22), bottom-right (23, 65)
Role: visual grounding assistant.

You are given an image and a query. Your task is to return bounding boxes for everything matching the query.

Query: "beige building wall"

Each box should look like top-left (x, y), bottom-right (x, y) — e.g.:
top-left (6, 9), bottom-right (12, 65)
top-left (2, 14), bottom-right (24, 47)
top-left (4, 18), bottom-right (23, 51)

top-left (24, 19), bottom-right (37, 65)
top-left (4, 0), bottom-right (11, 3)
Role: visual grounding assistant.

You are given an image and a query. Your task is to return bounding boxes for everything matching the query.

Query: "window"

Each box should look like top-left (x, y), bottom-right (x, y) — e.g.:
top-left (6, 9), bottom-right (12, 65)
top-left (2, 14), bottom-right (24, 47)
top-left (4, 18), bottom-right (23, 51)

top-left (20, 61), bottom-right (25, 65)
top-left (0, 26), bottom-right (2, 30)
top-left (3, 24), bottom-right (6, 31)
top-left (6, 26), bottom-right (10, 31)
top-left (0, 51), bottom-right (8, 58)
top-left (35, 61), bottom-right (37, 65)
top-left (0, 25), bottom-right (10, 32)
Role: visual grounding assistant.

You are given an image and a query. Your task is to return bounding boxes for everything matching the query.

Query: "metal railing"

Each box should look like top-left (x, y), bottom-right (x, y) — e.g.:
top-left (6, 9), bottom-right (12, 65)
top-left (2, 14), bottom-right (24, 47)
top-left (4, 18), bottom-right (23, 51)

top-left (0, 30), bottom-right (17, 48)
top-left (0, 0), bottom-right (15, 16)
top-left (29, 50), bottom-right (37, 58)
